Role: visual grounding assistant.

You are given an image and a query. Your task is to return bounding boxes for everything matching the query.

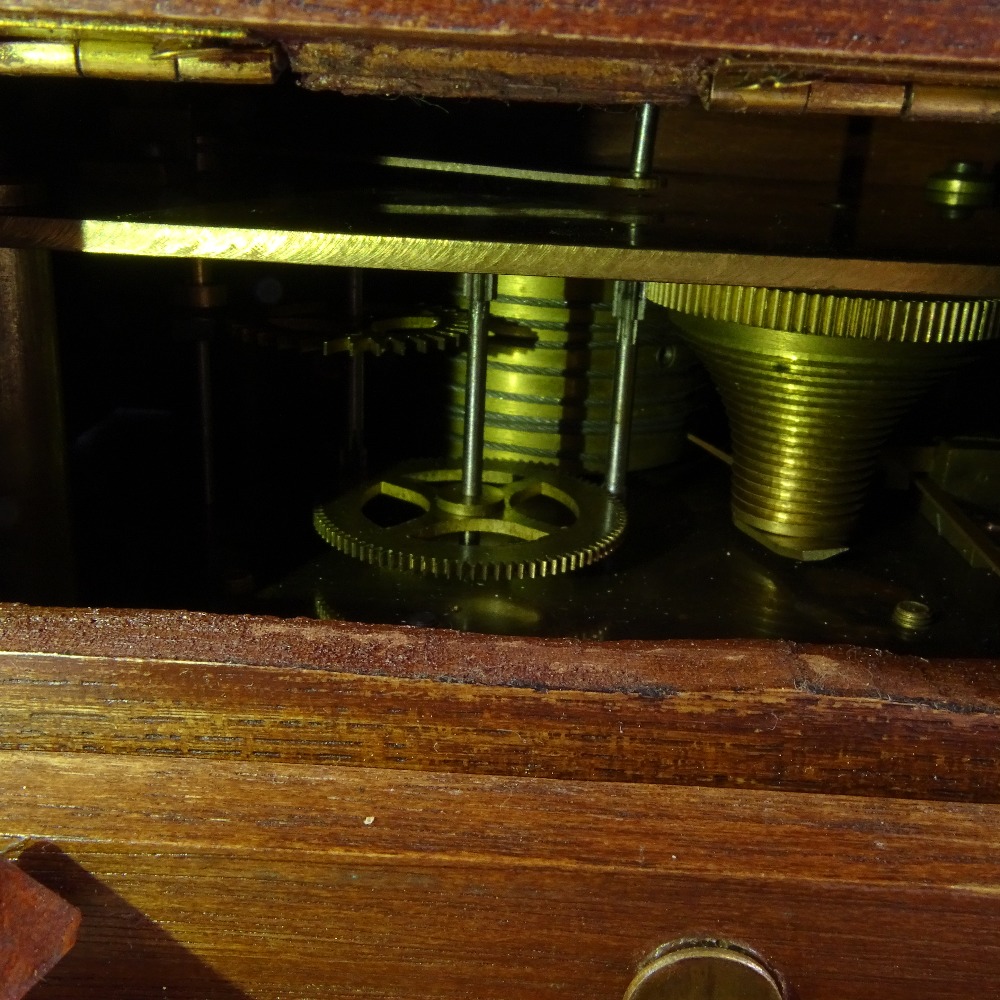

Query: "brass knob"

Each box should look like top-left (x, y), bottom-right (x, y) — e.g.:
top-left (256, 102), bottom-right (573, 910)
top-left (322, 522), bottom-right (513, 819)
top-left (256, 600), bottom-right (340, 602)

top-left (624, 944), bottom-right (784, 1000)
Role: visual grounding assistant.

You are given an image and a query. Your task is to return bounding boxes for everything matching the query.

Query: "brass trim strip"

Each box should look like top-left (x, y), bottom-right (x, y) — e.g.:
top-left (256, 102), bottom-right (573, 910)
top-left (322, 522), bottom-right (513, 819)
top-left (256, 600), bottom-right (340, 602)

top-left (0, 35), bottom-right (276, 82)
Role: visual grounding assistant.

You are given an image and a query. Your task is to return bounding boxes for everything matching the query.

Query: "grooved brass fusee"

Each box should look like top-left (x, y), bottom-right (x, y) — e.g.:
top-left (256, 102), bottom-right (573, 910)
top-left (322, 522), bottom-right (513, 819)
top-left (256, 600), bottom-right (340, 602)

top-left (653, 282), bottom-right (1000, 559)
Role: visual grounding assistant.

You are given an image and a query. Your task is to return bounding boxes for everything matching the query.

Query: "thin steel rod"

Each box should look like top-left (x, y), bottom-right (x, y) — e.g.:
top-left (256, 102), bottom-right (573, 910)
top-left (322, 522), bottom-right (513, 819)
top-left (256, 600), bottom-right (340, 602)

top-left (345, 268), bottom-right (366, 473)
top-left (630, 102), bottom-right (660, 179)
top-left (605, 280), bottom-right (642, 498)
top-left (461, 272), bottom-right (494, 502)
top-left (607, 103), bottom-right (659, 498)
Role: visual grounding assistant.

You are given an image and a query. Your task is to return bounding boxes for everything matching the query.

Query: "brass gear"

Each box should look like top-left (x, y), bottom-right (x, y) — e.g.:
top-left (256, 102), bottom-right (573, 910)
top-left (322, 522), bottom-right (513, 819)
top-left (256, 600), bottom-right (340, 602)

top-left (233, 307), bottom-right (459, 357)
top-left (646, 282), bottom-right (1000, 344)
top-left (314, 461), bottom-right (626, 581)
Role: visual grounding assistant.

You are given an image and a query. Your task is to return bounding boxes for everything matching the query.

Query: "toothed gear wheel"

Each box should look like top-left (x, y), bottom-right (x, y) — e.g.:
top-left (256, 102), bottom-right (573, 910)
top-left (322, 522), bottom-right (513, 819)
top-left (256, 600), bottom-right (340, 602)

top-left (314, 461), bottom-right (626, 581)
top-left (646, 282), bottom-right (1000, 344)
top-left (234, 308), bottom-right (461, 357)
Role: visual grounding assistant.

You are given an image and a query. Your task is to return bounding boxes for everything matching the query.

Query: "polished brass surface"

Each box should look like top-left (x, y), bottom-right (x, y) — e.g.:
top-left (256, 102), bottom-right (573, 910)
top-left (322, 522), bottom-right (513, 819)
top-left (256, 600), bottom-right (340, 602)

top-left (277, 458), bottom-right (1000, 652)
top-left (663, 302), bottom-right (993, 559)
top-left (624, 944), bottom-right (783, 1000)
top-left (3, 215), bottom-right (1000, 296)
top-left (647, 282), bottom-right (1000, 343)
top-left (892, 599), bottom-right (933, 630)
top-left (314, 461), bottom-right (626, 580)
top-left (0, 36), bottom-right (276, 82)
top-left (313, 580), bottom-right (558, 636)
top-left (0, 14), bottom-right (246, 39)
top-left (925, 437), bottom-right (1000, 510)
top-left (926, 161), bottom-right (996, 219)
top-left (710, 65), bottom-right (1000, 123)
top-left (710, 64), bottom-right (903, 117)
top-left (448, 274), bottom-right (700, 472)
top-left (376, 155), bottom-right (658, 190)
top-left (916, 475), bottom-right (1000, 577)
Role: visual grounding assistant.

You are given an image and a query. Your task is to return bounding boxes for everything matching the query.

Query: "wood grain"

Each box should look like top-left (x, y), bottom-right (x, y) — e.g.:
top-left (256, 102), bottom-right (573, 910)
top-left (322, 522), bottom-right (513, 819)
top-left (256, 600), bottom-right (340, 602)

top-left (0, 857), bottom-right (80, 1000)
top-left (4, 752), bottom-right (999, 999)
top-left (1, 606), bottom-right (999, 801)
top-left (3, 1), bottom-right (1000, 103)
top-left (2, 604), bottom-right (998, 701)
top-left (0, 1), bottom-right (999, 69)
top-left (288, 39), bottom-right (1000, 103)
top-left (287, 37), bottom-right (702, 104)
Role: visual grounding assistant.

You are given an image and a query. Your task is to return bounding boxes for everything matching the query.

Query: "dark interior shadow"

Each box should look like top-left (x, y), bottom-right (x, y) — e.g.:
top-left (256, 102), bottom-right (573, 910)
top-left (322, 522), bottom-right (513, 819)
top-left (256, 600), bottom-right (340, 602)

top-left (16, 842), bottom-right (249, 1000)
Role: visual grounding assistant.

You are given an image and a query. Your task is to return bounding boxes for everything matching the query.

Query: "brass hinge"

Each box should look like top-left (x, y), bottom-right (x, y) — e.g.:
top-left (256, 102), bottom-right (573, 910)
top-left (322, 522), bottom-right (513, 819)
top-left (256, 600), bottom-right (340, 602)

top-left (709, 65), bottom-right (1000, 122)
top-left (0, 35), bottom-right (279, 84)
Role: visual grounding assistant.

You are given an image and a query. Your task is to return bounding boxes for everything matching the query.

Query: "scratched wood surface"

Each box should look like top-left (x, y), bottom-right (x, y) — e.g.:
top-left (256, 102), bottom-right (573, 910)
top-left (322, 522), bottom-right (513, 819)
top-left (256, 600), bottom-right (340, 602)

top-left (0, 0), bottom-right (997, 67)
top-left (0, 605), bottom-right (999, 802)
top-left (0, 858), bottom-right (79, 1000)
top-left (2, 1), bottom-right (1000, 102)
top-left (3, 752), bottom-right (999, 1000)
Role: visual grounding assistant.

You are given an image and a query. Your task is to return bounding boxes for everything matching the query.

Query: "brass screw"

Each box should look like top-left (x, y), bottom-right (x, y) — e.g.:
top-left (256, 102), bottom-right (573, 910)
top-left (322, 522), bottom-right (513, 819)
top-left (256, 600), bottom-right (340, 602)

top-left (892, 600), bottom-right (933, 631)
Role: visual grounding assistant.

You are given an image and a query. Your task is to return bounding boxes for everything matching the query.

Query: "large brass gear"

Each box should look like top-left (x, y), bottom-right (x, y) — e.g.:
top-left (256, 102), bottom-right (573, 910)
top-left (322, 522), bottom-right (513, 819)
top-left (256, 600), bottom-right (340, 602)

top-left (314, 461), bottom-right (626, 581)
top-left (646, 282), bottom-right (1000, 344)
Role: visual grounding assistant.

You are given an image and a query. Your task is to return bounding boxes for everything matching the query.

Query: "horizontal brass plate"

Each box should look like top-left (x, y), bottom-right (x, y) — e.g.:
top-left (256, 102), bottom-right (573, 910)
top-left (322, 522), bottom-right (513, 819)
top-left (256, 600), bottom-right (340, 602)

top-left (1, 214), bottom-right (999, 295)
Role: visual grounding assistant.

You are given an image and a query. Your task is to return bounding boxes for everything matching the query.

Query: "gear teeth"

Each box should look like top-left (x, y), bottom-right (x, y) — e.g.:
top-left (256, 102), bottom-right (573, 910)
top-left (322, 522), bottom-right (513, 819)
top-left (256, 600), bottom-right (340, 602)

top-left (647, 281), bottom-right (1000, 344)
top-left (234, 308), bottom-right (460, 358)
top-left (314, 462), bottom-right (626, 581)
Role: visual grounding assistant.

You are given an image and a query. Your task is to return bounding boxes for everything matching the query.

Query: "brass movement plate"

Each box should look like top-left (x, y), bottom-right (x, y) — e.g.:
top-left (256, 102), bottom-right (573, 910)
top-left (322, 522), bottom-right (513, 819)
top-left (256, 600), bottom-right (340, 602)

top-left (1, 214), bottom-right (999, 295)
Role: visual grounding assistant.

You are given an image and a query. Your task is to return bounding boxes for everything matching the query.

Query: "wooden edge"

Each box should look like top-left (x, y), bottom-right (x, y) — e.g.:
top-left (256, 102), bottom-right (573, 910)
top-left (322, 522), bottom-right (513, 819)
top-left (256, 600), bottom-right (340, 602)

top-left (1, 1), bottom-right (1000, 71)
top-left (1, 603), bottom-right (997, 706)
top-left (1, 605), bottom-right (999, 802)
top-left (2, 1), bottom-right (1000, 112)
top-left (0, 856), bottom-right (80, 1000)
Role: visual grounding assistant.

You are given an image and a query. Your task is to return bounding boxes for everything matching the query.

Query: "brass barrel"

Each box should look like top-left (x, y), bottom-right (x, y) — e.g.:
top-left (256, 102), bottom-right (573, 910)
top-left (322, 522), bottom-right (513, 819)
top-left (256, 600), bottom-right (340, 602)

top-left (449, 274), bottom-right (701, 473)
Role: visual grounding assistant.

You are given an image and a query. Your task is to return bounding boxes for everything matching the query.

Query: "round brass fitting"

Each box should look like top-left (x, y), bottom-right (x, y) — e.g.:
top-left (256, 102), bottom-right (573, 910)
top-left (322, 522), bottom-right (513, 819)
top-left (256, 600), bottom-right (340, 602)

top-left (624, 943), bottom-right (784, 1000)
top-left (925, 161), bottom-right (996, 219)
top-left (892, 599), bottom-right (933, 631)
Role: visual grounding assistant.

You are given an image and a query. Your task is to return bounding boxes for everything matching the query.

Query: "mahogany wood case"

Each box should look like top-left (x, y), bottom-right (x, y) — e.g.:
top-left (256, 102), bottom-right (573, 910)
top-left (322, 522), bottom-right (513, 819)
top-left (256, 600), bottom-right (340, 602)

top-left (0, 2), bottom-right (998, 999)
